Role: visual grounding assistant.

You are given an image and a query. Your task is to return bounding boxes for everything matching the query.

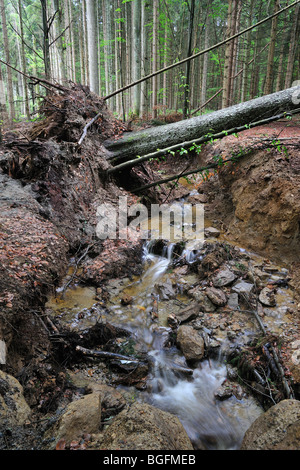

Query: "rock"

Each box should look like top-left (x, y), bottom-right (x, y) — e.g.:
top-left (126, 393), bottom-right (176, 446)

top-left (97, 402), bottom-right (194, 450)
top-left (212, 267), bottom-right (236, 287)
top-left (188, 288), bottom-right (216, 312)
top-left (214, 383), bottom-right (233, 400)
top-left (205, 226), bottom-right (220, 238)
top-left (232, 280), bottom-right (254, 295)
top-left (45, 392), bottom-right (102, 449)
top-left (174, 303), bottom-right (199, 323)
top-left (120, 293), bottom-right (133, 305)
top-left (0, 340), bottom-right (6, 364)
top-left (241, 399), bottom-right (300, 450)
top-left (206, 287), bottom-right (227, 306)
top-left (227, 292), bottom-right (239, 309)
top-left (258, 287), bottom-right (276, 307)
top-left (0, 371), bottom-right (31, 427)
top-left (155, 278), bottom-right (176, 300)
top-left (187, 193), bottom-right (208, 204)
top-left (176, 325), bottom-right (205, 363)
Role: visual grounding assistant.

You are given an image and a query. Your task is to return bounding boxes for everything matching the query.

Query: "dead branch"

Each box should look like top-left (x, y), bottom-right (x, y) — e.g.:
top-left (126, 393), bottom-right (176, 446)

top-left (75, 345), bottom-right (145, 364)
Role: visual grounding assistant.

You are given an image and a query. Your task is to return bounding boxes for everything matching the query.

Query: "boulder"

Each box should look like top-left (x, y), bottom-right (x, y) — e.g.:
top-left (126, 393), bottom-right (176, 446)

top-left (176, 325), bottom-right (205, 363)
top-left (0, 371), bottom-right (31, 427)
top-left (97, 402), bottom-right (193, 450)
top-left (241, 399), bottom-right (300, 450)
top-left (45, 392), bottom-right (102, 449)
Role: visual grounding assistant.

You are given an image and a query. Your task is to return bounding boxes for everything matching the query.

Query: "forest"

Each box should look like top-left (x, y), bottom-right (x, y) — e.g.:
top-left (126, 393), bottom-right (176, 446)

top-left (0, 0), bottom-right (299, 126)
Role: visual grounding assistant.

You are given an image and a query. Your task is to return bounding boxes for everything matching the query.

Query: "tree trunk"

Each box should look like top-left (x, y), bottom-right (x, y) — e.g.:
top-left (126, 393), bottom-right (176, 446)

top-left (183, 0), bottom-right (195, 118)
top-left (284, 3), bottom-right (300, 88)
top-left (152, 0), bottom-right (158, 119)
top-left (0, 0), bottom-right (15, 122)
top-left (103, 86), bottom-right (300, 164)
top-left (17, 0), bottom-right (30, 119)
top-left (264, 0), bottom-right (280, 95)
top-left (132, 0), bottom-right (141, 116)
top-left (86, 0), bottom-right (99, 95)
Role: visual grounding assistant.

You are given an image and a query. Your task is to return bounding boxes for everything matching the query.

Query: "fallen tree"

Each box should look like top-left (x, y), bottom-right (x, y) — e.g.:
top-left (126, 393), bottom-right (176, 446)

top-left (103, 86), bottom-right (300, 166)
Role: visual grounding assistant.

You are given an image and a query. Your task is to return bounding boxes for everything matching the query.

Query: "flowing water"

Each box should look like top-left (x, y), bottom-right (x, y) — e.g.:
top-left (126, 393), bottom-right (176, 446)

top-left (46, 200), bottom-right (295, 450)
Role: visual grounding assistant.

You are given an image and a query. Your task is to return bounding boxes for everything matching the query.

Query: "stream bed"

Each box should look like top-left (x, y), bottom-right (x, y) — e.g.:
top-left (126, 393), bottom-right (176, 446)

top-left (46, 226), bottom-right (296, 449)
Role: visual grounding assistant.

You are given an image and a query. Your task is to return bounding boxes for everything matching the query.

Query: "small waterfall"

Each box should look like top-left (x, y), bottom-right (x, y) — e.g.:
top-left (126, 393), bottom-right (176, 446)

top-left (134, 239), bottom-right (263, 450)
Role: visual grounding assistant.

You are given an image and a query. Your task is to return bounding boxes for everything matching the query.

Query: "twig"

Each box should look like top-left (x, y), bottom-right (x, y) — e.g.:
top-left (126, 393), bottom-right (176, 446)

top-left (60, 244), bottom-right (93, 296)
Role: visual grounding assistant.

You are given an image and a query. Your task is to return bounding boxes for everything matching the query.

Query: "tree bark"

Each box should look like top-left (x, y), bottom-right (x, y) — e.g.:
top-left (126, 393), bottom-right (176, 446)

top-left (0, 0), bottom-right (15, 122)
top-left (264, 0), bottom-right (280, 95)
top-left (86, 0), bottom-right (99, 95)
top-left (103, 86), bottom-right (300, 163)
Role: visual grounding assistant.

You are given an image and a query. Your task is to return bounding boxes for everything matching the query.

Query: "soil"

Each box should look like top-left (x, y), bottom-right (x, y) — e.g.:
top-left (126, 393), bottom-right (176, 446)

top-left (0, 86), bottom-right (299, 449)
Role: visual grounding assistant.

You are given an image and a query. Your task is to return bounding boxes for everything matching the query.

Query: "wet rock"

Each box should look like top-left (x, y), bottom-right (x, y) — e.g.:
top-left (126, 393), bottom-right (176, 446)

top-left (214, 382), bottom-right (233, 400)
top-left (154, 278), bottom-right (176, 300)
top-left (121, 293), bottom-right (133, 305)
top-left (0, 371), bottom-right (31, 427)
top-left (97, 402), bottom-right (194, 450)
top-left (241, 399), bottom-right (300, 450)
top-left (258, 287), bottom-right (276, 307)
top-left (205, 227), bottom-right (221, 238)
top-left (188, 288), bottom-right (216, 312)
top-left (205, 287), bottom-right (227, 306)
top-left (45, 392), bottom-right (102, 449)
top-left (212, 267), bottom-right (236, 287)
top-left (232, 280), bottom-right (254, 295)
top-left (176, 325), bottom-right (205, 363)
top-left (173, 303), bottom-right (199, 323)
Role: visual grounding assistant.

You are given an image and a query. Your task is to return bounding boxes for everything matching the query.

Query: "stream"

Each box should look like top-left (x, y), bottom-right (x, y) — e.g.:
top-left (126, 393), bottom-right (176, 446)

top-left (46, 199), bottom-right (296, 450)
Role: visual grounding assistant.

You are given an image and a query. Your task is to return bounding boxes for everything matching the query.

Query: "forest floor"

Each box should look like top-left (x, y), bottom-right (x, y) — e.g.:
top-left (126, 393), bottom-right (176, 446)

top-left (0, 86), bottom-right (299, 449)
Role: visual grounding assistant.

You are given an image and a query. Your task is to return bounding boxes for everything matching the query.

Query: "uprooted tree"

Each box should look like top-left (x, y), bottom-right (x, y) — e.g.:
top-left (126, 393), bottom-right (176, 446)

top-left (102, 86), bottom-right (300, 170)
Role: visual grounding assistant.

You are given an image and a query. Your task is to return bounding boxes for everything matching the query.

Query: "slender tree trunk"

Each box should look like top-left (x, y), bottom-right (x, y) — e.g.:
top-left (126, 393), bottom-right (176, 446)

top-left (264, 0), bottom-right (280, 95)
top-left (152, 0), bottom-right (158, 119)
top-left (0, 65), bottom-right (8, 126)
top-left (17, 0), bottom-right (30, 118)
top-left (132, 0), bottom-right (141, 116)
top-left (40, 0), bottom-right (51, 80)
top-left (201, 16), bottom-right (209, 109)
top-left (0, 0), bottom-right (15, 122)
top-left (140, 0), bottom-right (147, 118)
top-left (284, 3), bottom-right (300, 88)
top-left (86, 0), bottom-right (99, 95)
top-left (183, 0), bottom-right (195, 118)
